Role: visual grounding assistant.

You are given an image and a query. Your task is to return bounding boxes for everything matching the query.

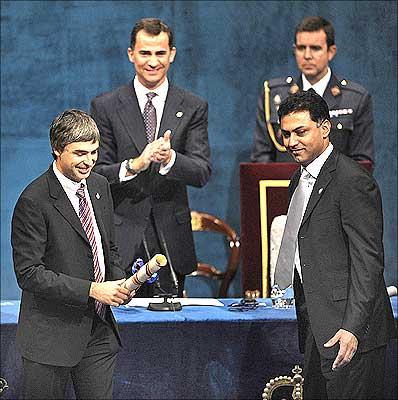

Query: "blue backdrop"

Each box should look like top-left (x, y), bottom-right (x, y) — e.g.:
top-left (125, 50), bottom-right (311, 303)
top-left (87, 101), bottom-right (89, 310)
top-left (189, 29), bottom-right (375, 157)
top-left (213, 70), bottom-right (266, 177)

top-left (1, 1), bottom-right (397, 299)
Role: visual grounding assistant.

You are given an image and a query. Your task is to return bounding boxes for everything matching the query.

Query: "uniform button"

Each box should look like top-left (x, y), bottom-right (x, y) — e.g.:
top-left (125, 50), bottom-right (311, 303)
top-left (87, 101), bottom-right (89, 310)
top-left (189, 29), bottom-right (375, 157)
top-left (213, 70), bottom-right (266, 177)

top-left (300, 236), bottom-right (305, 239)
top-left (341, 79), bottom-right (347, 86)
top-left (286, 76), bottom-right (293, 84)
top-left (337, 123), bottom-right (343, 130)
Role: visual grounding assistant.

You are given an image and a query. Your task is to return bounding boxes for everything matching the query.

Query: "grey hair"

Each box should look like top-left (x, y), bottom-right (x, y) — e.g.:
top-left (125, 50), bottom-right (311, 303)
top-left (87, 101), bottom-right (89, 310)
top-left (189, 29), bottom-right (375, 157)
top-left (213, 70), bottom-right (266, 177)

top-left (49, 109), bottom-right (100, 159)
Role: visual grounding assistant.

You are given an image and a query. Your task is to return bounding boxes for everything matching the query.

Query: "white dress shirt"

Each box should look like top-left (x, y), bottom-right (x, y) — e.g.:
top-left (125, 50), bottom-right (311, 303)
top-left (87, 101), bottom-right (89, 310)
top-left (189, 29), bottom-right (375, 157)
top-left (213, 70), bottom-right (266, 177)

top-left (302, 67), bottom-right (332, 97)
top-left (53, 162), bottom-right (106, 278)
top-left (119, 76), bottom-right (176, 182)
top-left (294, 143), bottom-right (334, 281)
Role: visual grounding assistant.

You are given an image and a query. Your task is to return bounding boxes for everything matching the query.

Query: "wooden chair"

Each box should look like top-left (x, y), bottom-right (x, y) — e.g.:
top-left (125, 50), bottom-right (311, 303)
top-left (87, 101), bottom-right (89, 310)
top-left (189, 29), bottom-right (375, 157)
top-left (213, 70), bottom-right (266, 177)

top-left (188, 211), bottom-right (240, 297)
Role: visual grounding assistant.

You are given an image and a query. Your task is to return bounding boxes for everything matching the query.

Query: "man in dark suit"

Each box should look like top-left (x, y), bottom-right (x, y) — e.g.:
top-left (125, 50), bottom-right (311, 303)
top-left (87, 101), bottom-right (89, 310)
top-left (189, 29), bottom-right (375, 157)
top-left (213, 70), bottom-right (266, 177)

top-left (90, 18), bottom-right (211, 297)
top-left (12, 109), bottom-right (132, 399)
top-left (251, 16), bottom-right (374, 165)
top-left (274, 90), bottom-right (395, 399)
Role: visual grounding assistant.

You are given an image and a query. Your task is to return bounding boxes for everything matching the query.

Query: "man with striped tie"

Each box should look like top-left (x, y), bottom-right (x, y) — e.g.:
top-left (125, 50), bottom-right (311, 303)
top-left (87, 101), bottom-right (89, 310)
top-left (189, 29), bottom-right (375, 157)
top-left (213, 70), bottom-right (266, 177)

top-left (11, 109), bottom-right (133, 399)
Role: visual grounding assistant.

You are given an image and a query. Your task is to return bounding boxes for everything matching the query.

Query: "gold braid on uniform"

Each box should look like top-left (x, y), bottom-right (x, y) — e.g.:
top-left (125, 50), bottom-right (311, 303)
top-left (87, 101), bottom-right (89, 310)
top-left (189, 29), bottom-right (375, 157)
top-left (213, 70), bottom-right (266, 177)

top-left (264, 80), bottom-right (287, 153)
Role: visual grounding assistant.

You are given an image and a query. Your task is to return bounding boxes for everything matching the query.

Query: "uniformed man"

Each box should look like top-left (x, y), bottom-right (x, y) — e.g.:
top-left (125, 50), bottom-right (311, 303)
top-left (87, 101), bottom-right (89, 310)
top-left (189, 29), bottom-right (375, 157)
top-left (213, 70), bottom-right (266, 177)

top-left (251, 16), bottom-right (374, 165)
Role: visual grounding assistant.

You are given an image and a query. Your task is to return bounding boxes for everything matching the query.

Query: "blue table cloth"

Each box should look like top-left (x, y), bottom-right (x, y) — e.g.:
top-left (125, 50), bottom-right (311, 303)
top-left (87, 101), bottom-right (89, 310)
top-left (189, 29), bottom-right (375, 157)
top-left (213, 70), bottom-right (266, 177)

top-left (1, 298), bottom-right (397, 399)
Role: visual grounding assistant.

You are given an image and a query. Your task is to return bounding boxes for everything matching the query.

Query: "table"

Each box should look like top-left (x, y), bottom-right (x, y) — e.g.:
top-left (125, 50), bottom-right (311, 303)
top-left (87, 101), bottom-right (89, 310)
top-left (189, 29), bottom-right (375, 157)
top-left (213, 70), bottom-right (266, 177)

top-left (1, 298), bottom-right (397, 399)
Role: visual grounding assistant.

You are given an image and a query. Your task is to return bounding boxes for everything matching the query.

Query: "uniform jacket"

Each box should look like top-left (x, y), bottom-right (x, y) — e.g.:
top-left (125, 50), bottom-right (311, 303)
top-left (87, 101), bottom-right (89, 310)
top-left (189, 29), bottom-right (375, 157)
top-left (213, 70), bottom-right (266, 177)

top-left (12, 167), bottom-right (124, 367)
top-left (251, 72), bottom-right (374, 164)
top-left (290, 150), bottom-right (395, 358)
top-left (90, 82), bottom-right (211, 275)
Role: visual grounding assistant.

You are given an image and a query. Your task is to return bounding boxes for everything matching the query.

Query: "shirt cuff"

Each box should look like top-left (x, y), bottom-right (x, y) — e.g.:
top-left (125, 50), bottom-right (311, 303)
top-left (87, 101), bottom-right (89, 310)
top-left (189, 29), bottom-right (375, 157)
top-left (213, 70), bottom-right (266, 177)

top-left (159, 150), bottom-right (176, 175)
top-left (119, 160), bottom-right (137, 182)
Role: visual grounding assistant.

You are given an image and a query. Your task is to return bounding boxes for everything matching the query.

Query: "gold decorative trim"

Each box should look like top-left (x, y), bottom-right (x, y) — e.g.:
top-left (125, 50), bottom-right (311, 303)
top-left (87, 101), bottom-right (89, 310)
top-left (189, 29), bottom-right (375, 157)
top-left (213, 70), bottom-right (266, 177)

top-left (190, 212), bottom-right (203, 231)
top-left (264, 80), bottom-right (287, 153)
top-left (262, 365), bottom-right (304, 400)
top-left (259, 179), bottom-right (290, 297)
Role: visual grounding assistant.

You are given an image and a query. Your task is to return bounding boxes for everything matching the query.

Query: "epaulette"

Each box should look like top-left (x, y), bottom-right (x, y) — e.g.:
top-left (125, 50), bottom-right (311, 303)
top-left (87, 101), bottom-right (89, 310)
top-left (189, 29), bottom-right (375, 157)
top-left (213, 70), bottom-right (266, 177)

top-left (336, 77), bottom-right (368, 95)
top-left (268, 76), bottom-right (293, 89)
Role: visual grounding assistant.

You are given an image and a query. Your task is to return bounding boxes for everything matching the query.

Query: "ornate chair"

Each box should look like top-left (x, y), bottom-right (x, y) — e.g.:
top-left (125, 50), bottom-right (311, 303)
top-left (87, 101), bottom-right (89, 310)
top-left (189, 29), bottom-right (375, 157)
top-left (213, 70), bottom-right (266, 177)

top-left (187, 211), bottom-right (240, 297)
top-left (0, 377), bottom-right (8, 397)
top-left (262, 365), bottom-right (304, 400)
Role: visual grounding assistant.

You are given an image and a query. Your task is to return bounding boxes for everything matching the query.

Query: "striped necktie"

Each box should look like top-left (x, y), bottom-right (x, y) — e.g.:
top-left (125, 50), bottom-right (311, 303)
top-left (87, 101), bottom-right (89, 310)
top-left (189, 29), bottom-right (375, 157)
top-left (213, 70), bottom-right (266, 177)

top-left (76, 183), bottom-right (106, 319)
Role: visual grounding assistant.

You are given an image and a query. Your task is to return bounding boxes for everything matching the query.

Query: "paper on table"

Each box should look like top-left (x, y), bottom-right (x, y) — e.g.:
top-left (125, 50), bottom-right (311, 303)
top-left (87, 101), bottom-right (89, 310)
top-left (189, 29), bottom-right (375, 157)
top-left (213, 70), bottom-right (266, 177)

top-left (125, 298), bottom-right (224, 308)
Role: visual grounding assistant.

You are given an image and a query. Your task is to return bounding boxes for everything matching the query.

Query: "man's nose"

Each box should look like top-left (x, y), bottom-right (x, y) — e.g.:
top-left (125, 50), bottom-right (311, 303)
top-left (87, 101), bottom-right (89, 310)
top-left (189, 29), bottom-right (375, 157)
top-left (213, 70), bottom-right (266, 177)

top-left (83, 154), bottom-right (96, 165)
top-left (148, 55), bottom-right (159, 67)
top-left (288, 134), bottom-right (299, 147)
top-left (304, 47), bottom-right (312, 59)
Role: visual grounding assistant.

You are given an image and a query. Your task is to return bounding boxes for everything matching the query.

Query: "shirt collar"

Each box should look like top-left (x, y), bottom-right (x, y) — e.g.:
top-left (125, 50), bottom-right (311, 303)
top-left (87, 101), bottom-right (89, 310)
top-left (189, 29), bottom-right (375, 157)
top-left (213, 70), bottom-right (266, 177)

top-left (302, 143), bottom-right (334, 179)
top-left (133, 76), bottom-right (169, 103)
top-left (52, 162), bottom-right (86, 192)
top-left (302, 67), bottom-right (331, 97)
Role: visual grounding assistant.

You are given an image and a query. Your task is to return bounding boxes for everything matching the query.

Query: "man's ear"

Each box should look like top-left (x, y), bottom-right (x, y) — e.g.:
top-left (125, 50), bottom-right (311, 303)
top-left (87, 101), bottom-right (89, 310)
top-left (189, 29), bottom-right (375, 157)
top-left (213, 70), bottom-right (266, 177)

top-left (327, 45), bottom-right (337, 62)
top-left (169, 46), bottom-right (176, 63)
top-left (322, 120), bottom-right (331, 138)
top-left (127, 47), bottom-right (134, 64)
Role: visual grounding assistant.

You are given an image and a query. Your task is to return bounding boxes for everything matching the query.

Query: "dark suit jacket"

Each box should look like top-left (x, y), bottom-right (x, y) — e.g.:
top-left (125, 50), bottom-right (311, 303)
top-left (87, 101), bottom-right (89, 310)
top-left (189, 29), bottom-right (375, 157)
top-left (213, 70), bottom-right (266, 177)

top-left (291, 149), bottom-right (395, 359)
top-left (12, 167), bottom-right (124, 367)
top-left (90, 82), bottom-right (211, 275)
top-left (251, 71), bottom-right (374, 163)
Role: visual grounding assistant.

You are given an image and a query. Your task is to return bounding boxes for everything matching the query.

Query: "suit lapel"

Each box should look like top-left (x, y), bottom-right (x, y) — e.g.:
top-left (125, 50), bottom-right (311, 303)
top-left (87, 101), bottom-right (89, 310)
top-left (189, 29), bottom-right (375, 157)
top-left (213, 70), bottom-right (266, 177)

top-left (47, 167), bottom-right (89, 245)
top-left (301, 151), bottom-right (337, 226)
top-left (117, 83), bottom-right (147, 153)
top-left (322, 73), bottom-right (341, 111)
top-left (158, 85), bottom-right (184, 141)
top-left (87, 178), bottom-right (108, 246)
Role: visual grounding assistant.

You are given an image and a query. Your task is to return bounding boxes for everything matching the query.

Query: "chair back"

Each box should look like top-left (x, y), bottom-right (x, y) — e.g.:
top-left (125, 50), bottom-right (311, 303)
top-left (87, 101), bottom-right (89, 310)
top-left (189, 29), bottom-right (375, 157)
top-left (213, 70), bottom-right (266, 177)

top-left (189, 211), bottom-right (240, 297)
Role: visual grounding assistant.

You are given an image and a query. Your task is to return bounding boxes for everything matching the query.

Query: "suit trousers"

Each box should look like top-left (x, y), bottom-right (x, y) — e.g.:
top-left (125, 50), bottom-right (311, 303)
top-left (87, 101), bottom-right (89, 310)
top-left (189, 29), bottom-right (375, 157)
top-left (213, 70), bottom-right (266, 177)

top-left (22, 312), bottom-right (120, 399)
top-left (134, 212), bottom-right (185, 298)
top-left (303, 323), bottom-right (386, 400)
top-left (295, 275), bottom-right (387, 400)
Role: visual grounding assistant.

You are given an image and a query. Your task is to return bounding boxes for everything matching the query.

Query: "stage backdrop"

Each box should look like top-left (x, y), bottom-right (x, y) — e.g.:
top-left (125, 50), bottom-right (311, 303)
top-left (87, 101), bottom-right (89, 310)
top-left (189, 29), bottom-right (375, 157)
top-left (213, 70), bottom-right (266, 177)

top-left (1, 1), bottom-right (397, 299)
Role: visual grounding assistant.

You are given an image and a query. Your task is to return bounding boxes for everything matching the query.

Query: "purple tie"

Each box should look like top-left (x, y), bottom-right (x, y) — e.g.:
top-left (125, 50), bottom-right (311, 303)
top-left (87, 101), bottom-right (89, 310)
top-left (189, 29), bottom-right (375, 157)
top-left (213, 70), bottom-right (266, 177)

top-left (76, 184), bottom-right (106, 319)
top-left (143, 92), bottom-right (157, 143)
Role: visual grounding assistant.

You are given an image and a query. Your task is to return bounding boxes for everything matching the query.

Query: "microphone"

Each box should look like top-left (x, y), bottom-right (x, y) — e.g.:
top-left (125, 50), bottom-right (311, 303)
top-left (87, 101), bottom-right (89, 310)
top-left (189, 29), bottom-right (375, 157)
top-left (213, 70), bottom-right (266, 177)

top-left (147, 228), bottom-right (182, 311)
top-left (157, 228), bottom-right (179, 296)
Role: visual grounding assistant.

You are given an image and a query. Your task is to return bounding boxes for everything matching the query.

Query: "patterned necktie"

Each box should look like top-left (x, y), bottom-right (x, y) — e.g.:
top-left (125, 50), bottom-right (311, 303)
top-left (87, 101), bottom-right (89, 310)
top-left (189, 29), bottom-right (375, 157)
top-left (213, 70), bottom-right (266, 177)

top-left (274, 170), bottom-right (310, 289)
top-left (76, 183), bottom-right (106, 319)
top-left (143, 92), bottom-right (157, 143)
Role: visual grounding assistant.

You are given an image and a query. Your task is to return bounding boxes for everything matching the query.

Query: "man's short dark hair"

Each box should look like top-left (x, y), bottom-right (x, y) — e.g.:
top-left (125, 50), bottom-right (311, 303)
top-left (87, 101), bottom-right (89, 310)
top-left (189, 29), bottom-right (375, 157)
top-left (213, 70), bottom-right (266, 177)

top-left (50, 109), bottom-right (100, 159)
top-left (130, 18), bottom-right (174, 49)
top-left (277, 89), bottom-right (330, 124)
top-left (295, 16), bottom-right (335, 48)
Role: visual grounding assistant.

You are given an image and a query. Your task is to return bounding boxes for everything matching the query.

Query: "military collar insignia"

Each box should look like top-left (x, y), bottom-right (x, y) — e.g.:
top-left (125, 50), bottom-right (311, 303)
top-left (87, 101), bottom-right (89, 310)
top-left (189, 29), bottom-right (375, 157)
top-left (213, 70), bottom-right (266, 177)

top-left (331, 85), bottom-right (341, 97)
top-left (289, 83), bottom-right (300, 94)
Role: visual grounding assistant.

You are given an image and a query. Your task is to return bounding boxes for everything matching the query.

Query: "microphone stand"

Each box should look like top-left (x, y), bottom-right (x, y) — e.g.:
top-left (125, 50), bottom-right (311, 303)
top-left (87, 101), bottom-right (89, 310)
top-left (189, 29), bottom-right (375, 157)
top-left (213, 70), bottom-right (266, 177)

top-left (147, 229), bottom-right (182, 311)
